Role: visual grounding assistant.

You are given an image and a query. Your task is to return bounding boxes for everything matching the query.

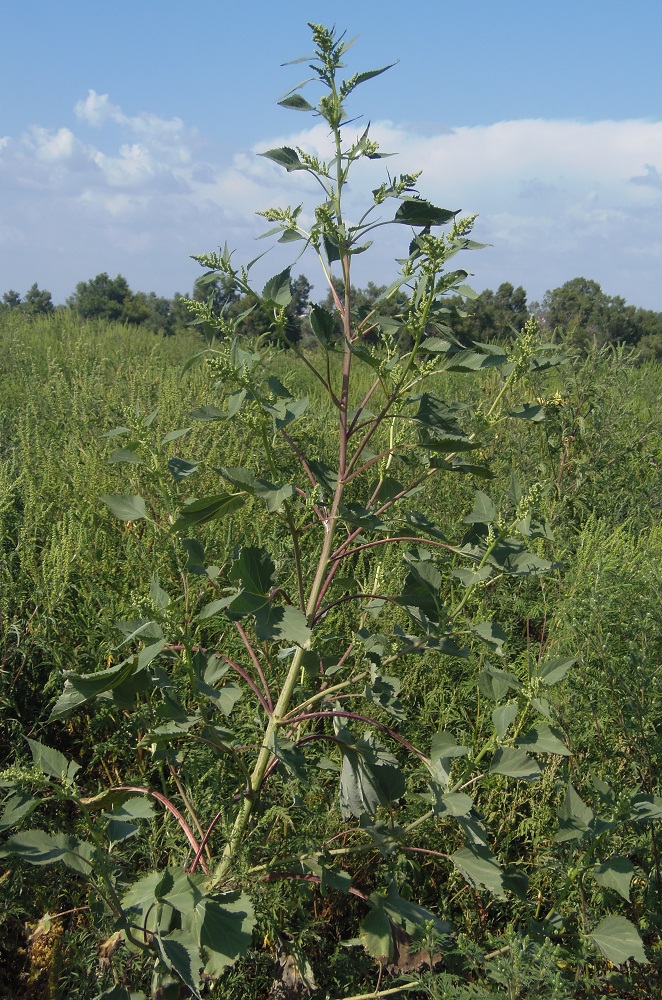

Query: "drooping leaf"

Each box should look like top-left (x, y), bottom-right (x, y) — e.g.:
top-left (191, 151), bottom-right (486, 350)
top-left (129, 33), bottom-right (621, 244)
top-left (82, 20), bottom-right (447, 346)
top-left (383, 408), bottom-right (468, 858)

top-left (101, 494), bottom-right (147, 521)
top-left (0, 791), bottom-right (40, 831)
top-left (508, 403), bottom-right (545, 421)
top-left (0, 830), bottom-right (93, 873)
top-left (451, 845), bottom-right (507, 898)
top-left (555, 783), bottom-right (595, 842)
top-left (478, 663), bottom-right (521, 701)
top-left (338, 730), bottom-right (405, 819)
top-left (155, 930), bottom-right (202, 998)
top-left (490, 747), bottom-right (541, 781)
top-left (592, 857), bottom-right (635, 901)
top-left (472, 621), bottom-right (508, 656)
top-left (464, 492), bottom-right (497, 525)
top-left (260, 147), bottom-right (306, 171)
top-left (309, 304), bottom-right (337, 348)
top-left (589, 915), bottom-right (648, 965)
top-left (394, 199), bottom-right (457, 227)
top-left (629, 792), bottom-right (662, 822)
top-left (171, 493), bottom-right (245, 532)
top-left (50, 659), bottom-right (140, 720)
top-left (150, 574), bottom-right (170, 610)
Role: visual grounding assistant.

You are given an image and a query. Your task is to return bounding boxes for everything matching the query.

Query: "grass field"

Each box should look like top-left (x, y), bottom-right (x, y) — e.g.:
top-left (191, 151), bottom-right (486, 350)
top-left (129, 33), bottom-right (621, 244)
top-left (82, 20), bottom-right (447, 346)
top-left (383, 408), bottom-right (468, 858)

top-left (1, 311), bottom-right (660, 999)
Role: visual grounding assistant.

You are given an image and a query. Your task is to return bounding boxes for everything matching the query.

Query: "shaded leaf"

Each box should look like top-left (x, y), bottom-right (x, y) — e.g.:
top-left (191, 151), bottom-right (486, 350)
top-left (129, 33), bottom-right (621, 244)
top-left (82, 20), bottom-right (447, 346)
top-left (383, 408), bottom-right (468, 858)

top-left (260, 147), bottom-right (306, 171)
top-left (451, 845), bottom-right (507, 898)
top-left (26, 738), bottom-right (80, 782)
top-left (172, 493), bottom-right (244, 532)
top-left (394, 199), bottom-right (457, 227)
top-left (0, 791), bottom-right (40, 832)
top-left (516, 724), bottom-right (570, 756)
top-left (555, 783), bottom-right (594, 842)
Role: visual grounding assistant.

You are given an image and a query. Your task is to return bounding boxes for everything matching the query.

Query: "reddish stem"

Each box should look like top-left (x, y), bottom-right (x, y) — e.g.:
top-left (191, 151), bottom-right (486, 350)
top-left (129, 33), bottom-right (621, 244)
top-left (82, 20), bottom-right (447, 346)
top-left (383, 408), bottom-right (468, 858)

top-left (110, 786), bottom-right (208, 874)
top-left (288, 710), bottom-right (427, 761)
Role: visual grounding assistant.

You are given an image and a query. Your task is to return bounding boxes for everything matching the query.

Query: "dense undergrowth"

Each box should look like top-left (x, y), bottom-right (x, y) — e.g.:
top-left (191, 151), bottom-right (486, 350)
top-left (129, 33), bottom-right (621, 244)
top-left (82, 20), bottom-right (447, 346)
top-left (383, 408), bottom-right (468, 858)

top-left (0, 311), bottom-right (660, 998)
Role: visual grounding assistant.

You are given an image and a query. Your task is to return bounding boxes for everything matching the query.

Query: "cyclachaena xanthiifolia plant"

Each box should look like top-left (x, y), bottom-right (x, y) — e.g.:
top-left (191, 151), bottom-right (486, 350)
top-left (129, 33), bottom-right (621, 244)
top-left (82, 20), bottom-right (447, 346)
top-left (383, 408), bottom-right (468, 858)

top-left (2, 22), bottom-right (657, 1000)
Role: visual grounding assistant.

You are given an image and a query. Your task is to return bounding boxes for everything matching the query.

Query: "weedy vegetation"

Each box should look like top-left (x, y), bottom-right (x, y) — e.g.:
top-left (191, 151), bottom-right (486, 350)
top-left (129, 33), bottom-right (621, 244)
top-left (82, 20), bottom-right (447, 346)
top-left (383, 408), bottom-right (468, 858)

top-left (0, 23), bottom-right (661, 1000)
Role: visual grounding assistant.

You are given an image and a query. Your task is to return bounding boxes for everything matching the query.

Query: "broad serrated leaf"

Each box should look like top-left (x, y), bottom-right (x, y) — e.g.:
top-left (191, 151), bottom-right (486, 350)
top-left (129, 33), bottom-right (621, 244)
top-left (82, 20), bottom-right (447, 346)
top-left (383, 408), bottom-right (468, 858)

top-left (516, 724), bottom-right (570, 756)
top-left (0, 791), bottom-right (40, 831)
top-left (101, 494), bottom-right (147, 521)
top-left (490, 747), bottom-right (541, 781)
top-left (592, 857), bottom-right (635, 901)
top-left (0, 830), bottom-right (93, 872)
top-left (359, 907), bottom-right (392, 960)
top-left (472, 621), bottom-right (508, 656)
top-left (26, 738), bottom-right (79, 782)
top-left (182, 892), bottom-right (254, 977)
top-left (589, 914), bottom-right (648, 965)
top-left (394, 199), bottom-right (457, 227)
top-left (478, 663), bottom-right (521, 701)
top-left (277, 92), bottom-right (316, 111)
top-left (168, 457), bottom-right (198, 481)
top-left (155, 930), bottom-right (202, 998)
top-left (451, 845), bottom-right (507, 898)
top-left (262, 266), bottom-right (292, 306)
top-left (260, 146), bottom-right (306, 171)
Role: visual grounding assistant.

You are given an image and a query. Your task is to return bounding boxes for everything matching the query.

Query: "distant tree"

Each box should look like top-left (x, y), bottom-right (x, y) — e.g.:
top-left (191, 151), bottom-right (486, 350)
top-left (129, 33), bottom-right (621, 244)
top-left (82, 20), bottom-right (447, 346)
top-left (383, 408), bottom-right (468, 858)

top-left (68, 273), bottom-right (136, 323)
top-left (23, 283), bottom-right (54, 316)
top-left (2, 290), bottom-right (22, 309)
top-left (539, 277), bottom-right (651, 351)
top-left (450, 282), bottom-right (529, 343)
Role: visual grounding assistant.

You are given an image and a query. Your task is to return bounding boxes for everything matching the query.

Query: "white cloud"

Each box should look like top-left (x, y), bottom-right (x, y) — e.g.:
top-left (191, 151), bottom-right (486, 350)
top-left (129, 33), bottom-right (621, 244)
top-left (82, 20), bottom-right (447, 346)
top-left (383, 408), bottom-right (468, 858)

top-left (1, 95), bottom-right (661, 309)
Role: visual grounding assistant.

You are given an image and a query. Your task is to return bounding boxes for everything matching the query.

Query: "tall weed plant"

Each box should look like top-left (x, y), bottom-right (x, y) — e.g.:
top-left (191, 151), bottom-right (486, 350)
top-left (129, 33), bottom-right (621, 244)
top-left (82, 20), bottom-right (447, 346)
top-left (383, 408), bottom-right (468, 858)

top-left (1, 25), bottom-right (660, 1000)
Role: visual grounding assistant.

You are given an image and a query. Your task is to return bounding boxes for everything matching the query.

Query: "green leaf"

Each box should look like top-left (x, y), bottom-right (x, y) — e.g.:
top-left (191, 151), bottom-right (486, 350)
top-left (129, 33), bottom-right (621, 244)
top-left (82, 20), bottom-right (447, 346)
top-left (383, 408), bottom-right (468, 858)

top-left (490, 747), bottom-right (541, 781)
top-left (451, 845), bottom-right (507, 898)
top-left (555, 783), bottom-right (594, 842)
top-left (262, 266), bottom-right (292, 307)
top-left (536, 656), bottom-right (576, 686)
top-left (478, 663), bottom-right (521, 701)
top-left (259, 146), bottom-right (306, 171)
top-left (277, 93), bottom-right (315, 111)
top-left (338, 730), bottom-right (405, 819)
top-left (168, 457), bottom-right (198, 481)
top-left (172, 492), bottom-right (244, 532)
top-left (508, 403), bottom-right (545, 421)
top-left (516, 724), bottom-right (570, 756)
top-left (0, 791), bottom-right (40, 831)
top-left (150, 574), bottom-right (170, 610)
top-left (101, 494), bottom-right (147, 521)
top-left (107, 449), bottom-right (142, 465)
top-left (0, 830), bottom-right (93, 873)
top-left (50, 659), bottom-right (140, 720)
top-left (229, 546), bottom-right (274, 595)
top-left (464, 491), bottom-right (497, 525)
top-left (161, 427), bottom-right (191, 444)
top-left (472, 621), bottom-right (508, 656)
top-left (359, 907), bottom-right (393, 961)
top-left (592, 857), bottom-right (635, 901)
top-left (155, 930), bottom-right (202, 998)
top-left (363, 668), bottom-right (406, 721)
top-left (492, 700), bottom-right (519, 741)
top-left (629, 792), bottom-right (662, 821)
top-left (394, 199), bottom-right (457, 227)
top-left (181, 891), bottom-right (255, 978)
top-left (378, 881), bottom-right (449, 935)
top-left (309, 304), bottom-right (337, 348)
top-left (26, 738), bottom-right (79, 782)
top-left (197, 595), bottom-right (235, 621)
top-left (589, 915), bottom-right (648, 965)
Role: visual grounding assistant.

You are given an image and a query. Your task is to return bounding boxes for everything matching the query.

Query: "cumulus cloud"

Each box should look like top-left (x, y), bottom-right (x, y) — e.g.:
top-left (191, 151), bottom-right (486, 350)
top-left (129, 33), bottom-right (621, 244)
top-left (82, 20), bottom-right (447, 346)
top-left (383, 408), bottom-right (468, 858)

top-left (0, 92), bottom-right (661, 308)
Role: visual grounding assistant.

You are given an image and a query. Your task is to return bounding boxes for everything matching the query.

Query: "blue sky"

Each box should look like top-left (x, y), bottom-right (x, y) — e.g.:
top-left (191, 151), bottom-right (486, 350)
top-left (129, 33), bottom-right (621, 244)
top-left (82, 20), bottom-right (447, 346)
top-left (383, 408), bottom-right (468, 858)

top-left (2, 0), bottom-right (662, 308)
